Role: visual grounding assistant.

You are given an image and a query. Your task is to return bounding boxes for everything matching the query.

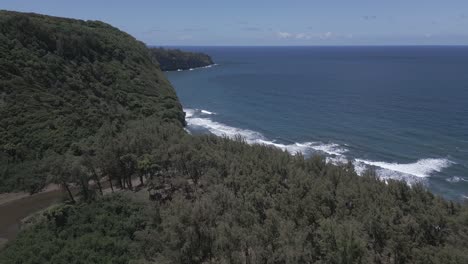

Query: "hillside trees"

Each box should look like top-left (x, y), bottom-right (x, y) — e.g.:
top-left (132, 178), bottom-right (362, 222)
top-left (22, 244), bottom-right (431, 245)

top-left (63, 117), bottom-right (468, 263)
top-left (149, 47), bottom-right (214, 71)
top-left (0, 10), bottom-right (185, 192)
top-left (0, 194), bottom-right (150, 264)
top-left (1, 10), bottom-right (468, 264)
top-left (2, 113), bottom-right (468, 263)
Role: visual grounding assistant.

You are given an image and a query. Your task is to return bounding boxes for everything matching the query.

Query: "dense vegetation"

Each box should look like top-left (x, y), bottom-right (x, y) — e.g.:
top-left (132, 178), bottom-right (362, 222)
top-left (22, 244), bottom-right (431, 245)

top-left (1, 10), bottom-right (468, 264)
top-left (0, 11), bottom-right (184, 193)
top-left (0, 194), bottom-right (150, 264)
top-left (149, 47), bottom-right (214, 71)
top-left (2, 118), bottom-right (468, 263)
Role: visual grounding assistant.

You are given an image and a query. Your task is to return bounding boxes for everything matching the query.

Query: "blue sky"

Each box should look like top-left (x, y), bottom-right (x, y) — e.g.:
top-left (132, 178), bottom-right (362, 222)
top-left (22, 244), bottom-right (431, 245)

top-left (2, 0), bottom-right (468, 45)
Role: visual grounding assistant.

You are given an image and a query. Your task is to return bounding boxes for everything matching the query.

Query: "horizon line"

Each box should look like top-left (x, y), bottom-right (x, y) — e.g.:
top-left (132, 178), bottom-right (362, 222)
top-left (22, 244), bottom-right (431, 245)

top-left (149, 44), bottom-right (468, 47)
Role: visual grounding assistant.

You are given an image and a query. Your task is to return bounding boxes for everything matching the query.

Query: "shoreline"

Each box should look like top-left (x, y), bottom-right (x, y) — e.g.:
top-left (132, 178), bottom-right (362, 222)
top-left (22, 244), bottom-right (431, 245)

top-left (164, 63), bottom-right (218, 73)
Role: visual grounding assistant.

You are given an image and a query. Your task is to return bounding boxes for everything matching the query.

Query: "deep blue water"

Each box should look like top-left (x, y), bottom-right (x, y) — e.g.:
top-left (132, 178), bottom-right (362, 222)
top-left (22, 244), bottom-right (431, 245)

top-left (165, 46), bottom-right (468, 200)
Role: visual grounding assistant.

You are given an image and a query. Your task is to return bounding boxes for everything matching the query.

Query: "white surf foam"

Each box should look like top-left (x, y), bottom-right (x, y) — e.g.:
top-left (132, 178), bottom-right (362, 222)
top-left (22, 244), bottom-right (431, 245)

top-left (193, 64), bottom-right (218, 70)
top-left (187, 116), bottom-right (263, 141)
top-left (355, 158), bottom-right (453, 178)
top-left (184, 109), bottom-right (195, 118)
top-left (172, 64), bottom-right (218, 72)
top-left (202, 63), bottom-right (218, 69)
top-left (184, 108), bottom-right (454, 184)
top-left (326, 155), bottom-right (349, 165)
top-left (446, 176), bottom-right (468, 183)
top-left (308, 143), bottom-right (348, 156)
top-left (184, 108), bottom-right (347, 156)
top-left (352, 160), bottom-right (369, 175)
top-left (201, 110), bottom-right (215, 115)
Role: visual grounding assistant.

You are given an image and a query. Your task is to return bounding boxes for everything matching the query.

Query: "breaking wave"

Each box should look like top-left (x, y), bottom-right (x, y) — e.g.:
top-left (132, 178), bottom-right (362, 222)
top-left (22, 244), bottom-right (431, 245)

top-left (201, 110), bottom-right (215, 115)
top-left (184, 108), bottom-right (348, 156)
top-left (355, 158), bottom-right (453, 178)
top-left (446, 176), bottom-right (468, 183)
top-left (173, 64), bottom-right (218, 72)
top-left (353, 158), bottom-right (454, 185)
top-left (183, 108), bottom-right (454, 184)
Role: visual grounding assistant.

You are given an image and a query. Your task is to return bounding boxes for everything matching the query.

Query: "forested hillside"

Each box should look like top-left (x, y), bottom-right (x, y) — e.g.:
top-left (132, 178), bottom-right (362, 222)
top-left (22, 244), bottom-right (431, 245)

top-left (0, 11), bottom-right (184, 192)
top-left (1, 10), bottom-right (468, 264)
top-left (1, 118), bottom-right (468, 263)
top-left (149, 47), bottom-right (214, 71)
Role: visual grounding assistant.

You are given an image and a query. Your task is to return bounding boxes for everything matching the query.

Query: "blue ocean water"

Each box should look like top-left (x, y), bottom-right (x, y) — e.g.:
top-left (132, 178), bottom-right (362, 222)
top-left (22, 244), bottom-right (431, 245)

top-left (165, 46), bottom-right (468, 200)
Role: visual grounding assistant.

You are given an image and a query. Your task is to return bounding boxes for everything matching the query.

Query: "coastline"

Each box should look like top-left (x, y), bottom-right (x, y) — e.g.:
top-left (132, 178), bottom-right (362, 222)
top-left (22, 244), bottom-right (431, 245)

top-left (169, 46), bottom-right (468, 201)
top-left (165, 63), bottom-right (218, 73)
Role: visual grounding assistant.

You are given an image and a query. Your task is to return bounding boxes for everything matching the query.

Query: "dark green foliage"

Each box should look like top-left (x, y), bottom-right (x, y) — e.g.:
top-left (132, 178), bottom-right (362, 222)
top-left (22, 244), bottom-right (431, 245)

top-left (0, 194), bottom-right (150, 264)
top-left (1, 10), bottom-right (468, 264)
top-left (120, 123), bottom-right (468, 264)
top-left (149, 47), bottom-right (214, 71)
top-left (3, 119), bottom-right (468, 264)
top-left (5, 118), bottom-right (465, 263)
top-left (0, 11), bottom-right (185, 192)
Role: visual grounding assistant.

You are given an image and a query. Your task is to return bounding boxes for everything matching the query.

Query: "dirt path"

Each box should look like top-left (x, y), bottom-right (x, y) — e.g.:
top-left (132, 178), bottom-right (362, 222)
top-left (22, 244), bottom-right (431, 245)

top-left (0, 178), bottom-right (145, 250)
top-left (0, 184), bottom-right (60, 206)
top-left (0, 188), bottom-right (66, 249)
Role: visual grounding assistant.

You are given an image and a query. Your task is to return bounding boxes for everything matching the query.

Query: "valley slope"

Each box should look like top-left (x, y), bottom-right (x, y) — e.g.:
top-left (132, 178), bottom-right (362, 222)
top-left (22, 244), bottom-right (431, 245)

top-left (1, 10), bottom-right (468, 264)
top-left (0, 10), bottom-right (184, 192)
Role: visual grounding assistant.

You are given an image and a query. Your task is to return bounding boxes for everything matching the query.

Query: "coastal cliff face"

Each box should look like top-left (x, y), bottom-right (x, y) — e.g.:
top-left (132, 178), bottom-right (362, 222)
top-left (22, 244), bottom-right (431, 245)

top-left (149, 47), bottom-right (214, 71)
top-left (0, 11), bottom-right (185, 192)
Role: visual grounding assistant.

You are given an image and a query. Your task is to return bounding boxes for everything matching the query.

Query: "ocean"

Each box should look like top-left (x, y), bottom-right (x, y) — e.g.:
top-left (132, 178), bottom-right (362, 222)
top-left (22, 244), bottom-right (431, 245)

top-left (165, 46), bottom-right (468, 200)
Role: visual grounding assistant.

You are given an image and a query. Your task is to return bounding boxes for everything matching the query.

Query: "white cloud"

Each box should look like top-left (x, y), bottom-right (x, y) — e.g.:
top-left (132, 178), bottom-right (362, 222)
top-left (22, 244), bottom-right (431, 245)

top-left (277, 31), bottom-right (293, 38)
top-left (295, 33), bottom-right (312, 40)
top-left (276, 31), bottom-right (336, 40)
top-left (277, 32), bottom-right (313, 39)
top-left (321, 32), bottom-right (333, 39)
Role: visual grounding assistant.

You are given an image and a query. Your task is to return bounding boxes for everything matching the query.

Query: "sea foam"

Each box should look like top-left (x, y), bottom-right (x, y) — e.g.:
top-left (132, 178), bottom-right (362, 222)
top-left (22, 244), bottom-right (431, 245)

top-left (184, 108), bottom-right (454, 184)
top-left (446, 176), bottom-right (468, 183)
top-left (184, 108), bottom-right (347, 156)
top-left (354, 158), bottom-right (453, 178)
top-left (172, 64), bottom-right (218, 73)
top-left (201, 110), bottom-right (215, 115)
top-left (352, 158), bottom-right (454, 185)
top-left (184, 109), bottom-right (195, 118)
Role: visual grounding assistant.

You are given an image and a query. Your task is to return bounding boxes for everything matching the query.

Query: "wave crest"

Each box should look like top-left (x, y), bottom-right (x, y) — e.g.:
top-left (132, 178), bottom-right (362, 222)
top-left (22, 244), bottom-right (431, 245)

top-left (354, 158), bottom-right (453, 178)
top-left (184, 108), bottom-right (347, 156)
top-left (184, 108), bottom-right (454, 183)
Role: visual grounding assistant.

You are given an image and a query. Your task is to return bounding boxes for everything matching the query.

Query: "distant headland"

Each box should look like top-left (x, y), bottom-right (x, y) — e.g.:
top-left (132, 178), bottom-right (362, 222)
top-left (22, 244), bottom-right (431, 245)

top-left (149, 47), bottom-right (214, 71)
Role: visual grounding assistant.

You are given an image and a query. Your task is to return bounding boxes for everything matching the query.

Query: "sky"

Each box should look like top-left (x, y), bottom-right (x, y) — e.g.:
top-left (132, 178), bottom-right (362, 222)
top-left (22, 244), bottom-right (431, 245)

top-left (2, 0), bottom-right (468, 46)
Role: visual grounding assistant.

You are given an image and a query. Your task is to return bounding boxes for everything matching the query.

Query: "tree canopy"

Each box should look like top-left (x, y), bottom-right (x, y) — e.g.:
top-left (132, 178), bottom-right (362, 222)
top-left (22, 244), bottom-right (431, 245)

top-left (0, 11), bottom-right (184, 192)
top-left (1, 10), bottom-right (468, 264)
top-left (149, 47), bottom-right (214, 71)
top-left (2, 117), bottom-right (468, 263)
